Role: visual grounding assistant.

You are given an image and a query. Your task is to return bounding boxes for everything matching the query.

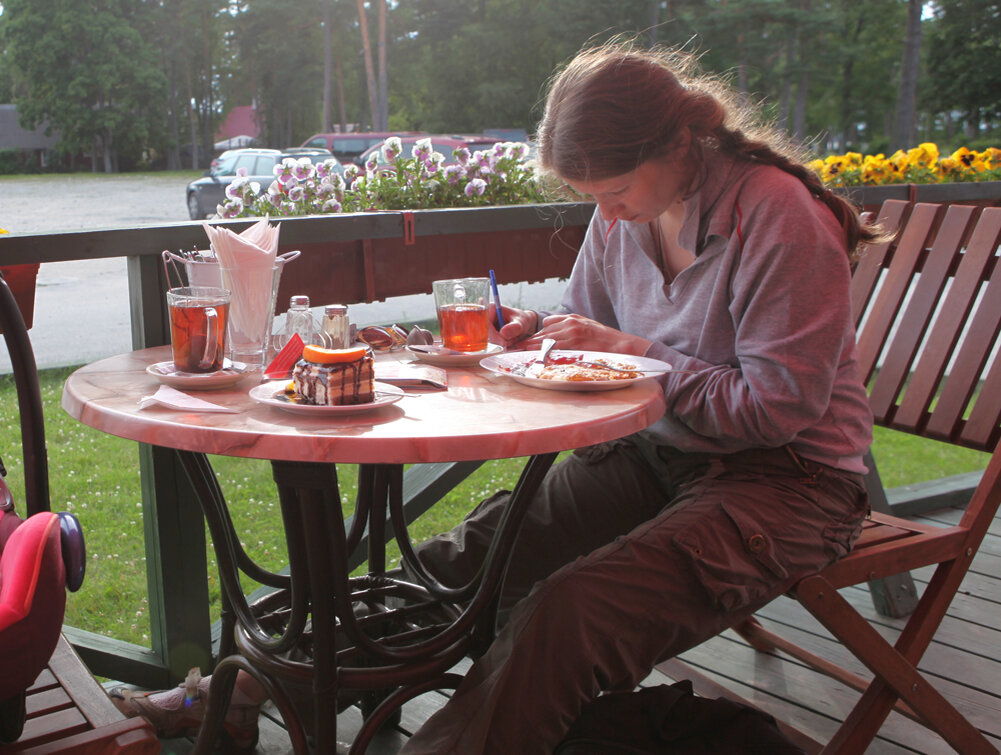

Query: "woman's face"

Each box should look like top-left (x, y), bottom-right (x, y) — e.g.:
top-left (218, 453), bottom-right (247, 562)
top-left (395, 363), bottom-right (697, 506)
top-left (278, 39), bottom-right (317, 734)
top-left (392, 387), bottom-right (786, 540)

top-left (567, 156), bottom-right (691, 225)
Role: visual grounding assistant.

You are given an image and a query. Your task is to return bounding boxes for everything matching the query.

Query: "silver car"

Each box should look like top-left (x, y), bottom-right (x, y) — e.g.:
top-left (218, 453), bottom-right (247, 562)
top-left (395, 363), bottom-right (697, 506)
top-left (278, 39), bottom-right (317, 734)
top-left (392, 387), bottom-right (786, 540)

top-left (186, 147), bottom-right (337, 219)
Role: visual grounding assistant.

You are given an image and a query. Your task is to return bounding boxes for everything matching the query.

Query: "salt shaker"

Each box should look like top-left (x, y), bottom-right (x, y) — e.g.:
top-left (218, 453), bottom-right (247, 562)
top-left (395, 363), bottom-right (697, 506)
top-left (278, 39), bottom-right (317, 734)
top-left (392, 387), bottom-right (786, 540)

top-left (321, 304), bottom-right (351, 349)
top-left (284, 295), bottom-right (317, 345)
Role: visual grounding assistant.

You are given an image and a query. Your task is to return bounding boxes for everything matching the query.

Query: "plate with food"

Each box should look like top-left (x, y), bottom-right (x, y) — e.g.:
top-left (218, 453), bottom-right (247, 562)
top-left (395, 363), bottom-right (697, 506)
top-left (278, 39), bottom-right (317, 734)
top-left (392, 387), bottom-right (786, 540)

top-left (406, 342), bottom-right (504, 367)
top-left (251, 344), bottom-right (407, 415)
top-left (480, 350), bottom-right (672, 392)
top-left (146, 360), bottom-right (251, 390)
top-left (249, 380), bottom-right (405, 416)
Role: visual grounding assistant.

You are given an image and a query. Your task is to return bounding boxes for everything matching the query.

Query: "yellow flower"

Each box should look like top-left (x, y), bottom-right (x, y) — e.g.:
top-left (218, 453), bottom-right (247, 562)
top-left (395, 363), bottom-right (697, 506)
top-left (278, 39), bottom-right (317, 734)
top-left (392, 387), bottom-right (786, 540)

top-left (888, 150), bottom-right (909, 176)
top-left (861, 154), bottom-right (892, 184)
top-left (814, 142), bottom-right (998, 187)
top-left (937, 156), bottom-right (965, 180)
top-left (954, 147), bottom-right (980, 170)
top-left (982, 148), bottom-right (1001, 170)
top-left (907, 142), bottom-right (939, 170)
top-left (820, 154), bottom-right (852, 185)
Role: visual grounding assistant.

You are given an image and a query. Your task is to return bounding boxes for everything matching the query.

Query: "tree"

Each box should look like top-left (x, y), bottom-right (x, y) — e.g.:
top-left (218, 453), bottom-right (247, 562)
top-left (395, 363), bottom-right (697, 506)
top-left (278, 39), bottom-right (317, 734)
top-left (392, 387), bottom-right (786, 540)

top-left (890, 0), bottom-right (923, 150)
top-left (323, 0), bottom-right (334, 132)
top-left (391, 0), bottom-right (658, 133)
top-left (924, 0), bottom-right (1001, 146)
top-left (317, 0), bottom-right (361, 134)
top-left (377, 0), bottom-right (388, 130)
top-left (147, 0), bottom-right (222, 170)
top-left (229, 0), bottom-right (325, 147)
top-left (3, 0), bottom-right (994, 175)
top-left (356, 0), bottom-right (380, 130)
top-left (0, 0), bottom-right (168, 172)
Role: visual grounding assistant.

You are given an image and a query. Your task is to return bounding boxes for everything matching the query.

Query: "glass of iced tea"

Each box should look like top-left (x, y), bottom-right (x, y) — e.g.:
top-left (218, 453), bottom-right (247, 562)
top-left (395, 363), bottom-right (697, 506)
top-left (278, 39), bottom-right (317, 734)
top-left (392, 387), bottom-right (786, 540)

top-left (166, 286), bottom-right (230, 373)
top-left (432, 277), bottom-right (490, 352)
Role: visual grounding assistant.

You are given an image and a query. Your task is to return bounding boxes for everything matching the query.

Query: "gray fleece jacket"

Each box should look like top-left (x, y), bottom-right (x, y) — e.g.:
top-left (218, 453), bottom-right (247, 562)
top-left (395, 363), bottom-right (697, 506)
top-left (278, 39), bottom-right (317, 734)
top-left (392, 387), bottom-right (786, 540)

top-left (560, 150), bottom-right (873, 473)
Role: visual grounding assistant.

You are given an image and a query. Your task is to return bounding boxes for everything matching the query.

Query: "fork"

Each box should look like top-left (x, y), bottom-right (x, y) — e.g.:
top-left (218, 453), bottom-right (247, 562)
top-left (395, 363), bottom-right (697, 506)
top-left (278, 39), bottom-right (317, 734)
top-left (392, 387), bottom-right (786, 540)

top-left (539, 337), bottom-right (557, 365)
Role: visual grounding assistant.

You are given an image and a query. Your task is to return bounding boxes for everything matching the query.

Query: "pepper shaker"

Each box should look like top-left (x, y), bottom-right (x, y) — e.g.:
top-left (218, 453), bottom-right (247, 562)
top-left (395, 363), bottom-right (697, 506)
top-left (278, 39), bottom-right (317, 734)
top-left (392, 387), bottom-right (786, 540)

top-left (322, 304), bottom-right (351, 349)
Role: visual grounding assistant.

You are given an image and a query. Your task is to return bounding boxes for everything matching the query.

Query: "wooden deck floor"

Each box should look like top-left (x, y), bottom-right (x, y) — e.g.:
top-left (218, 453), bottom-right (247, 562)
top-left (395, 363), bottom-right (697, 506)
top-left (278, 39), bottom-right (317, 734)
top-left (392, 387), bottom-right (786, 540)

top-left (159, 503), bottom-right (1001, 754)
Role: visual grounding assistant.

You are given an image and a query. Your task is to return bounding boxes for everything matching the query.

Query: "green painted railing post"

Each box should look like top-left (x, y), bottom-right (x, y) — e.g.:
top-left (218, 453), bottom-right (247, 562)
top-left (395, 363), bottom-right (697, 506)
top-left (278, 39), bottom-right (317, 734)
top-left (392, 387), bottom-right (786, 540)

top-left (128, 253), bottom-right (213, 684)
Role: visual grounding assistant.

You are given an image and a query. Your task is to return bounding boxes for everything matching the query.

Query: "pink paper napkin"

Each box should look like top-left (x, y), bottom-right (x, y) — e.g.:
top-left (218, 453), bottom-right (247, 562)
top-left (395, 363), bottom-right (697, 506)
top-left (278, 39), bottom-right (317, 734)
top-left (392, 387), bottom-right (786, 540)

top-left (202, 216), bottom-right (280, 269)
top-left (264, 333), bottom-right (305, 379)
top-left (139, 384), bottom-right (238, 413)
top-left (202, 217), bottom-right (281, 339)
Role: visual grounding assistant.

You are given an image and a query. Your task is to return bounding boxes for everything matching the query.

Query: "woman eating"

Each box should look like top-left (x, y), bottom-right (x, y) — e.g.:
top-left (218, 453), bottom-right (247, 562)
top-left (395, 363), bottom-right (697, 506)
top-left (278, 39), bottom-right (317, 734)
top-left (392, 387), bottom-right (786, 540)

top-left (402, 37), bottom-right (878, 754)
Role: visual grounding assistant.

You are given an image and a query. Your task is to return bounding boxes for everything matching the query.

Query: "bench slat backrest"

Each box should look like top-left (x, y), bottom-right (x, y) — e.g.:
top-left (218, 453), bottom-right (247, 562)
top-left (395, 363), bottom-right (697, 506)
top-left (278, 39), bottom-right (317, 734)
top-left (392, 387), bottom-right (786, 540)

top-left (851, 200), bottom-right (1001, 453)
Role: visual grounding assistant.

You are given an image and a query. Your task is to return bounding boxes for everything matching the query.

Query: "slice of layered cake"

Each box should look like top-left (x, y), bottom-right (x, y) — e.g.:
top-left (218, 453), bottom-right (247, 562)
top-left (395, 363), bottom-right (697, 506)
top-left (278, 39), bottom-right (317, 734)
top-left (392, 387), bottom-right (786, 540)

top-left (292, 345), bottom-right (375, 405)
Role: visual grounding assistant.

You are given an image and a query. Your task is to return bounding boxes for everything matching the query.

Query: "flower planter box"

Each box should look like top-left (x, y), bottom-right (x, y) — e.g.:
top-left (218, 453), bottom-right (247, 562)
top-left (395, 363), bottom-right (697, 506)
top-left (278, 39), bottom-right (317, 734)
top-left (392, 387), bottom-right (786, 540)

top-left (840, 181), bottom-right (1001, 214)
top-left (269, 203), bottom-right (594, 312)
top-left (0, 263), bottom-right (40, 333)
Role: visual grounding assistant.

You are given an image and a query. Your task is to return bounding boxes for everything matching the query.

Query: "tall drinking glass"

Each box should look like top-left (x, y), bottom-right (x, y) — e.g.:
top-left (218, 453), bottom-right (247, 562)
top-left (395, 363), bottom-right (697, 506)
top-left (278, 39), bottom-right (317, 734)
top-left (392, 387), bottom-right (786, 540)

top-left (432, 277), bottom-right (490, 352)
top-left (166, 287), bottom-right (230, 373)
top-left (218, 251), bottom-right (300, 369)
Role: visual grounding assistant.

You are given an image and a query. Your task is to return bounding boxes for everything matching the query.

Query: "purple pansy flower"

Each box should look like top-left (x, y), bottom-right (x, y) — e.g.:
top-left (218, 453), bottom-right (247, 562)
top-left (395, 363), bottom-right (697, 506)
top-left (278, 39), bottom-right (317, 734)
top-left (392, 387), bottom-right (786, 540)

top-left (465, 178), bottom-right (487, 197)
top-left (444, 164), bottom-right (464, 185)
top-left (382, 136), bottom-right (402, 163)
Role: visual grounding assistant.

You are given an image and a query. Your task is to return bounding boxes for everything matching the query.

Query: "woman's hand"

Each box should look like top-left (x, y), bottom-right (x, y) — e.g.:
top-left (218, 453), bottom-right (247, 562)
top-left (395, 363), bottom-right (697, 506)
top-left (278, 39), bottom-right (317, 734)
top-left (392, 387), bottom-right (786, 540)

top-left (520, 313), bottom-right (652, 356)
top-left (491, 305), bottom-right (538, 347)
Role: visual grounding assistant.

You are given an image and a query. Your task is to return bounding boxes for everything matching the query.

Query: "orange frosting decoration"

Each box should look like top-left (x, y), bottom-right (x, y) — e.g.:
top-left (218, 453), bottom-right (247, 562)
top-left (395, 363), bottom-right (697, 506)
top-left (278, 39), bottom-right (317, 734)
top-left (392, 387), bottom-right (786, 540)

top-left (302, 345), bottom-right (368, 364)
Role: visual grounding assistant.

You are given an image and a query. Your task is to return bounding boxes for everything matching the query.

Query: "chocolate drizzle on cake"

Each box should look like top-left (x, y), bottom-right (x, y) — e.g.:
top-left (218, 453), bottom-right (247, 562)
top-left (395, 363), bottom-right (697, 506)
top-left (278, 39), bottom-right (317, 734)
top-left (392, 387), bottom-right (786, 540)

top-left (292, 353), bottom-right (375, 405)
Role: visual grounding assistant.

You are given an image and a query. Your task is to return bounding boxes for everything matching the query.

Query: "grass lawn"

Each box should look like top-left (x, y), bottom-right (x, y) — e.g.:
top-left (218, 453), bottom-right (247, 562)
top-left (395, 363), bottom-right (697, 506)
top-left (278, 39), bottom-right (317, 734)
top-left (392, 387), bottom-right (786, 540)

top-left (0, 366), bottom-right (991, 648)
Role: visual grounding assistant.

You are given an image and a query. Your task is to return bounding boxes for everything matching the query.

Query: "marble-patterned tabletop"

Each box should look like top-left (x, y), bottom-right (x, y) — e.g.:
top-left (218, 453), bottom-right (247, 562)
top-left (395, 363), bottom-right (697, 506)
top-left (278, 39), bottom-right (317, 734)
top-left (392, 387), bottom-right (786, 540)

top-left (61, 346), bottom-right (667, 465)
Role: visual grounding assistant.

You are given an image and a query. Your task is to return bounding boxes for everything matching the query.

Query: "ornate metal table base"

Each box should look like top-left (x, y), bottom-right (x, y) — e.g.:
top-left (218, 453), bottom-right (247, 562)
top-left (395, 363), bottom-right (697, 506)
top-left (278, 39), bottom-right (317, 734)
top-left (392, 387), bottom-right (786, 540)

top-left (177, 450), bottom-right (557, 753)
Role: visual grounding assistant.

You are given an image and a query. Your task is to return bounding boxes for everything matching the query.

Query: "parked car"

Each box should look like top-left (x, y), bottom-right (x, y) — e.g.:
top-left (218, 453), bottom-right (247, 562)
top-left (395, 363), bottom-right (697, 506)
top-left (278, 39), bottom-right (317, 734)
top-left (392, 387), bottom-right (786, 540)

top-left (299, 131), bottom-right (425, 167)
top-left (208, 149), bottom-right (238, 172)
top-left (357, 135), bottom-right (506, 170)
top-left (186, 147), bottom-right (336, 220)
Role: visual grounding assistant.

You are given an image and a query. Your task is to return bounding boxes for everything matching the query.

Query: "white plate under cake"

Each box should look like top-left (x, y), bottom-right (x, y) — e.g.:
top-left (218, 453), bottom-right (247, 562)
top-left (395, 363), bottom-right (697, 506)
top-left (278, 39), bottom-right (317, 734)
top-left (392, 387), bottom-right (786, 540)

top-left (249, 381), bottom-right (404, 416)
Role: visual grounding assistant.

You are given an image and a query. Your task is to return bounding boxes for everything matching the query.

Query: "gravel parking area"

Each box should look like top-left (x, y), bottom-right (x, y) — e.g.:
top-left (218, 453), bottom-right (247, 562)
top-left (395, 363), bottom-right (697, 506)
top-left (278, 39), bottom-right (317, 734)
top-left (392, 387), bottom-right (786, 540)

top-left (2, 174), bottom-right (196, 372)
top-left (3, 173), bottom-right (195, 234)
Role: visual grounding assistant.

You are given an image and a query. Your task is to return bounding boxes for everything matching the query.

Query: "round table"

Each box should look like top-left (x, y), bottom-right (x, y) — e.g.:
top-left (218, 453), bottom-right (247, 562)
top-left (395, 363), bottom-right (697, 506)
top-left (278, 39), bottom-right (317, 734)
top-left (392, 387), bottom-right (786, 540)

top-left (62, 345), bottom-right (666, 752)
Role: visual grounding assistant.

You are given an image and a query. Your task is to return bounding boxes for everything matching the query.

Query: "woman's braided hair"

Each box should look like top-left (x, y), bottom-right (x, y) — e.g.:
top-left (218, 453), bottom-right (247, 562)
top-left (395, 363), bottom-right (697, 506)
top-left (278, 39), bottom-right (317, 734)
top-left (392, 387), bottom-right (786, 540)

top-left (536, 38), bottom-right (881, 261)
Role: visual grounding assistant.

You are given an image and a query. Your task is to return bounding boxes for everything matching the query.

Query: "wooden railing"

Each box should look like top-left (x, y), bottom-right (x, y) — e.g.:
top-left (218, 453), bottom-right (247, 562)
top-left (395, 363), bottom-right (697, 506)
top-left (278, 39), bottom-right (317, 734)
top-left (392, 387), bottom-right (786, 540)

top-left (0, 203), bottom-right (593, 686)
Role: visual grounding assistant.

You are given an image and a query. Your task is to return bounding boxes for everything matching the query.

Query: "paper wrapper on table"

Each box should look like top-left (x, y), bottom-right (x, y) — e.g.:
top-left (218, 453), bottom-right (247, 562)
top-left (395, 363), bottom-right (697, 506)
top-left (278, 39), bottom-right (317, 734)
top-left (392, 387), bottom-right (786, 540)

top-left (374, 362), bottom-right (448, 390)
top-left (138, 384), bottom-right (238, 413)
top-left (202, 218), bottom-right (296, 370)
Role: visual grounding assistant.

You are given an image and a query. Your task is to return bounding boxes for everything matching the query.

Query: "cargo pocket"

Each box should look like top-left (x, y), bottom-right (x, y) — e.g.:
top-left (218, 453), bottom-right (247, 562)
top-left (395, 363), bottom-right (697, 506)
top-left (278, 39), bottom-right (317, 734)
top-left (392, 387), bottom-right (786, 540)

top-left (672, 500), bottom-right (790, 612)
top-left (815, 470), bottom-right (868, 561)
top-left (572, 439), bottom-right (628, 464)
top-left (822, 512), bottom-right (865, 560)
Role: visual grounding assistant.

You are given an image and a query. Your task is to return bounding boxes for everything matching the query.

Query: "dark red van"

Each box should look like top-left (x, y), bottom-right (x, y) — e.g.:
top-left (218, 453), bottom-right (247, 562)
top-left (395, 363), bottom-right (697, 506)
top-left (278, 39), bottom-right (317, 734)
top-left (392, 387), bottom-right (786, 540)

top-left (300, 132), bottom-right (426, 167)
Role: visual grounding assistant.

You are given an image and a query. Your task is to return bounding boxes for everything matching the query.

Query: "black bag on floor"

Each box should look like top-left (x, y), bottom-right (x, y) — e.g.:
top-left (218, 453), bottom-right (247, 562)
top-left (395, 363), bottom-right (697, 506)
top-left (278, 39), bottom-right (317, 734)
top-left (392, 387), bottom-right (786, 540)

top-left (555, 680), bottom-right (806, 755)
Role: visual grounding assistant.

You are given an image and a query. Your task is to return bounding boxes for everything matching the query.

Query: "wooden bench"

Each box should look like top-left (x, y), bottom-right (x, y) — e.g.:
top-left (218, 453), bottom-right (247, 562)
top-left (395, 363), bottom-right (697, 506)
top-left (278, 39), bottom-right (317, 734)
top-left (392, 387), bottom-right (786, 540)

top-left (660, 199), bottom-right (1001, 754)
top-left (1, 636), bottom-right (158, 754)
top-left (0, 272), bottom-right (159, 754)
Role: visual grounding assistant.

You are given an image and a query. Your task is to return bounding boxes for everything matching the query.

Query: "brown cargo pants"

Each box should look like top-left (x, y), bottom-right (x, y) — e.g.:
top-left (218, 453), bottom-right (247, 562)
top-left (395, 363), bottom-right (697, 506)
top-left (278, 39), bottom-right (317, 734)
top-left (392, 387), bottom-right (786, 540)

top-left (401, 437), bottom-right (869, 755)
